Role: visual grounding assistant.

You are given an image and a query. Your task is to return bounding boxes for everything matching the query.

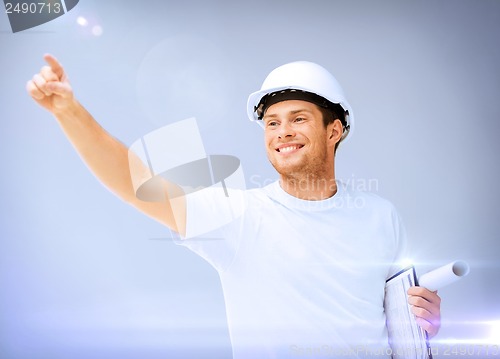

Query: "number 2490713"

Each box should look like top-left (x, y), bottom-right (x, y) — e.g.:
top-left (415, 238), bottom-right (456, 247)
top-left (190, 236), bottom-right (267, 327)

top-left (5, 2), bottom-right (62, 14)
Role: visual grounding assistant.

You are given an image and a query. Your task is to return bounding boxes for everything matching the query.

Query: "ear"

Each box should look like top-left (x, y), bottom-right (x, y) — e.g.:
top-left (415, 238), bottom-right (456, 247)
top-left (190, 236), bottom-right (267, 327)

top-left (327, 119), bottom-right (344, 148)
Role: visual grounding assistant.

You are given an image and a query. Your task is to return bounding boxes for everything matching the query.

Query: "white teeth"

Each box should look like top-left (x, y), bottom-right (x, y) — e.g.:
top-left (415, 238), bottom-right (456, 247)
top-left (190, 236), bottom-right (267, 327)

top-left (280, 146), bottom-right (300, 153)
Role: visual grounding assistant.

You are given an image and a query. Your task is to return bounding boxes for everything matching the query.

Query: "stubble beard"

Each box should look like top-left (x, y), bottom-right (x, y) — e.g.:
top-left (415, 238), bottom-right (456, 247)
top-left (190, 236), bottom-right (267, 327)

top-left (268, 143), bottom-right (333, 195)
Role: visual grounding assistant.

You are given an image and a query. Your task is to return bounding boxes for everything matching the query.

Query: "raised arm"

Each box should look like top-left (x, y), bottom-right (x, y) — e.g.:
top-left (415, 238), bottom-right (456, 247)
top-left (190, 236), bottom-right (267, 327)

top-left (26, 54), bottom-right (186, 235)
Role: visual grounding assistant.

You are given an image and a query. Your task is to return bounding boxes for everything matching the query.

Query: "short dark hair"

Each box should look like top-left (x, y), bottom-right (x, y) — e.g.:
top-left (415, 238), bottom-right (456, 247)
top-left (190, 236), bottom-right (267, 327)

top-left (317, 104), bottom-right (346, 153)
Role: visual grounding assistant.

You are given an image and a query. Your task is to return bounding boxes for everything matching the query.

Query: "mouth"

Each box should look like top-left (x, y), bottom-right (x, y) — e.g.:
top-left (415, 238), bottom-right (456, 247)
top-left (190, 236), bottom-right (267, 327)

top-left (275, 144), bottom-right (304, 153)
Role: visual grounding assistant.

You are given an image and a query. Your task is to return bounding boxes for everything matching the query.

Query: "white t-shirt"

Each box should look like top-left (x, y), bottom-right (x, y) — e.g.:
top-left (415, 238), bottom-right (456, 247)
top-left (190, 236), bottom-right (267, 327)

top-left (176, 180), bottom-right (406, 358)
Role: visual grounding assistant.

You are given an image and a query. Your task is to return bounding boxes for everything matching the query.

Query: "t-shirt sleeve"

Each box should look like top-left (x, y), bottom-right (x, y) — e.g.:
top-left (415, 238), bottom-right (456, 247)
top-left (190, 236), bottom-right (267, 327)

top-left (174, 184), bottom-right (246, 272)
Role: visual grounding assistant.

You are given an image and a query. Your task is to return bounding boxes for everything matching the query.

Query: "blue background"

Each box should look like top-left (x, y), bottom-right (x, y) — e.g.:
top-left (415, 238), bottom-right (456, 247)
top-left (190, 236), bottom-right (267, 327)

top-left (1, 1), bottom-right (499, 358)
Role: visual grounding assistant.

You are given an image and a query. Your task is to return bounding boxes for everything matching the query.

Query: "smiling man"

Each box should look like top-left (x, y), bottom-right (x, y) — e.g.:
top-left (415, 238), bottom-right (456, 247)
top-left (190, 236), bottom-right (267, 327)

top-left (27, 57), bottom-right (441, 358)
top-left (263, 99), bottom-right (339, 200)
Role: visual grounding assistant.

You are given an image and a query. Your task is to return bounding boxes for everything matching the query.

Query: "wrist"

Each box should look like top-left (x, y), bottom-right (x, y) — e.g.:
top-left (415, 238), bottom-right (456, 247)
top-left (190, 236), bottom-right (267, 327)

top-left (52, 98), bottom-right (82, 121)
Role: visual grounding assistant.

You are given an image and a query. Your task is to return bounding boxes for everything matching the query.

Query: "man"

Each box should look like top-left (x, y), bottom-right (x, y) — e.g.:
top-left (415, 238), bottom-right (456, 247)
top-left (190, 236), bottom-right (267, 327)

top-left (27, 55), bottom-right (441, 358)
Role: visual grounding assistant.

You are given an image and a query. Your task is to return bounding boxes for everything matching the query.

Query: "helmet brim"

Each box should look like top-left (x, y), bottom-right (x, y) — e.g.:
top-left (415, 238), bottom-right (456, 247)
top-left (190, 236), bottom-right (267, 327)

top-left (246, 85), bottom-right (354, 142)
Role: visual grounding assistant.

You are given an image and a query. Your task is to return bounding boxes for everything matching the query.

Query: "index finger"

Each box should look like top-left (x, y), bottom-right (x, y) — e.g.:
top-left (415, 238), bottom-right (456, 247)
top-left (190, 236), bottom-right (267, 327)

top-left (408, 286), bottom-right (440, 303)
top-left (43, 53), bottom-right (64, 79)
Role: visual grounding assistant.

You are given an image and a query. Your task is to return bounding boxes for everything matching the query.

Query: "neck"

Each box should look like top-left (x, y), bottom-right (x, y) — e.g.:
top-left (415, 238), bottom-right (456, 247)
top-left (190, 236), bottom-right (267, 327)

top-left (279, 170), bottom-right (337, 200)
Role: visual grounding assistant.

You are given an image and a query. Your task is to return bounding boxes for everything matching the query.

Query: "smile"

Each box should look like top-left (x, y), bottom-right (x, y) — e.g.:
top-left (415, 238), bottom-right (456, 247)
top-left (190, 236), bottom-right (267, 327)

top-left (276, 144), bottom-right (304, 153)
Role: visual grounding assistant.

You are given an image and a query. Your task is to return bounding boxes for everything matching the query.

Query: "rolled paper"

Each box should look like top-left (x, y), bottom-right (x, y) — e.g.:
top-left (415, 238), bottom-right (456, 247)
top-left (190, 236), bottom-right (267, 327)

top-left (418, 260), bottom-right (470, 291)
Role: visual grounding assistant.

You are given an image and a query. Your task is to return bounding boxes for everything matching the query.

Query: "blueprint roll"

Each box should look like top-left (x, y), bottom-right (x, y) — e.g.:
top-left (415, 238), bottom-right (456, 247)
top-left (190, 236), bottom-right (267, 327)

top-left (418, 260), bottom-right (470, 292)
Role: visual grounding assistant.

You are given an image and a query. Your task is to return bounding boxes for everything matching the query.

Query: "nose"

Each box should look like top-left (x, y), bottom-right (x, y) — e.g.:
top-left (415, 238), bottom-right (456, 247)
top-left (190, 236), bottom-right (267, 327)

top-left (277, 121), bottom-right (296, 139)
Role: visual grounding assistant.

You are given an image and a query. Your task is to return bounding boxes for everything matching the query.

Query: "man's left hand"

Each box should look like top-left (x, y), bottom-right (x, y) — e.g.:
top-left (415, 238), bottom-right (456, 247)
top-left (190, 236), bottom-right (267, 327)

top-left (407, 286), bottom-right (441, 338)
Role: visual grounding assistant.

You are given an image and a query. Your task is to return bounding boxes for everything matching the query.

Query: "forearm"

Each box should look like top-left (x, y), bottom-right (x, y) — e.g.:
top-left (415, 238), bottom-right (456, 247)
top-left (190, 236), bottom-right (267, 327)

top-left (53, 100), bottom-right (136, 203)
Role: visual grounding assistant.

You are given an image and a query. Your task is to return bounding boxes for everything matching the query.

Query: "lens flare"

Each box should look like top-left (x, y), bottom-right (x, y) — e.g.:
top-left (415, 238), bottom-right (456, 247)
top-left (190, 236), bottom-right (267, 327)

top-left (92, 25), bottom-right (103, 37)
top-left (76, 16), bottom-right (88, 26)
top-left (490, 321), bottom-right (500, 344)
top-left (400, 258), bottom-right (414, 268)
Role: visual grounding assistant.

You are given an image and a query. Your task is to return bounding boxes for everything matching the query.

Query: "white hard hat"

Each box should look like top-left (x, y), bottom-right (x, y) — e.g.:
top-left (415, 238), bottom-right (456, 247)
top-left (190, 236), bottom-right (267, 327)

top-left (247, 61), bottom-right (354, 142)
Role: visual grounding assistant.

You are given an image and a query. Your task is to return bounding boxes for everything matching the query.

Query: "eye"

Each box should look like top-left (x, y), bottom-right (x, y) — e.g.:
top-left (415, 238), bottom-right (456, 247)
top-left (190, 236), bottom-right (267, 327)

top-left (266, 121), bottom-right (278, 127)
top-left (294, 117), bottom-right (305, 123)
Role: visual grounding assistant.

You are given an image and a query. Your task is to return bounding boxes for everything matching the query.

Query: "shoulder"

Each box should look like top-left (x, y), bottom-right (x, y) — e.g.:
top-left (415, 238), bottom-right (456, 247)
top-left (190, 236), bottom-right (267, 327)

top-left (338, 181), bottom-right (400, 216)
